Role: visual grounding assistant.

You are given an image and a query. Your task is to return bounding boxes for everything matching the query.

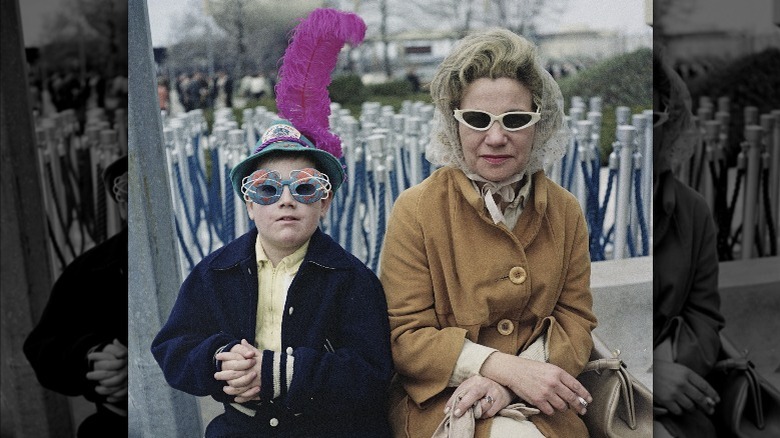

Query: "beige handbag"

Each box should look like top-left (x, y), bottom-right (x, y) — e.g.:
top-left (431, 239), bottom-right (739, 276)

top-left (577, 334), bottom-right (653, 437)
top-left (708, 331), bottom-right (780, 437)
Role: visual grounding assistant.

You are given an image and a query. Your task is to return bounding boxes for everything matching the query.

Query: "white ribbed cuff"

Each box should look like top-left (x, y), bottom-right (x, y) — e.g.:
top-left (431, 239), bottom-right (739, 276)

top-left (518, 333), bottom-right (548, 362)
top-left (448, 339), bottom-right (497, 386)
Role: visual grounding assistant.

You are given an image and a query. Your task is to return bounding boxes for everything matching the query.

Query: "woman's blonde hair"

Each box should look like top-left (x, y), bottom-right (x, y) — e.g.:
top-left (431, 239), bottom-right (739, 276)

top-left (429, 28), bottom-right (543, 111)
top-left (426, 28), bottom-right (568, 175)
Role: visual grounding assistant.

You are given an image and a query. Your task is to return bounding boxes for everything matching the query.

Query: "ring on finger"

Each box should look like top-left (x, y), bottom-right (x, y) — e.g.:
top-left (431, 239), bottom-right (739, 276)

top-left (483, 395), bottom-right (494, 405)
top-left (577, 396), bottom-right (588, 408)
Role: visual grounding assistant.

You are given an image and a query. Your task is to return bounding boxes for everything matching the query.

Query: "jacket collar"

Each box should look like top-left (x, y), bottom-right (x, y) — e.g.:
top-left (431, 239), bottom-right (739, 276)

top-left (208, 227), bottom-right (352, 270)
top-left (530, 170), bottom-right (548, 215)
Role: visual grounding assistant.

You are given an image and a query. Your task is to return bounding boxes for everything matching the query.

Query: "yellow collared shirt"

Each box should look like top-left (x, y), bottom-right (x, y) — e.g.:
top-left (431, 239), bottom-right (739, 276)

top-left (254, 237), bottom-right (309, 352)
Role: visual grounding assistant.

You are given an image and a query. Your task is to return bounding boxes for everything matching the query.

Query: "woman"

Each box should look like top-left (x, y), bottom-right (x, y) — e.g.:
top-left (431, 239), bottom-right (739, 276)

top-left (652, 44), bottom-right (724, 438)
top-left (379, 28), bottom-right (597, 437)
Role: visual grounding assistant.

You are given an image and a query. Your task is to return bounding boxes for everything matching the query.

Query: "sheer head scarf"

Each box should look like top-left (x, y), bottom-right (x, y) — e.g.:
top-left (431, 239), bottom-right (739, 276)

top-left (654, 42), bottom-right (700, 174)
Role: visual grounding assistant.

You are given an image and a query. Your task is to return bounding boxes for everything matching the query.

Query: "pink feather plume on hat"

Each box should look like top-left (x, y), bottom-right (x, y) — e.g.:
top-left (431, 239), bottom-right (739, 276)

top-left (274, 8), bottom-right (367, 159)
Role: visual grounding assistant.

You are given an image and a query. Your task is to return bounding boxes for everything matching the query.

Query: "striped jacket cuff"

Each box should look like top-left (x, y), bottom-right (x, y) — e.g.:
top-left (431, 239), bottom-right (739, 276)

top-left (260, 349), bottom-right (295, 402)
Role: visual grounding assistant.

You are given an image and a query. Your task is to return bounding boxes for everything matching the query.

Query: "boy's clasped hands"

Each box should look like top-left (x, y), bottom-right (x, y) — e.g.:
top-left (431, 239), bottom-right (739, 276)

top-left (86, 338), bottom-right (128, 404)
top-left (214, 339), bottom-right (263, 402)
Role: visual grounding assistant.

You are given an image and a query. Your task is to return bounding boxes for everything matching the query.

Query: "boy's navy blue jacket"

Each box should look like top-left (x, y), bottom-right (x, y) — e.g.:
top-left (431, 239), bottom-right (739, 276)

top-left (151, 228), bottom-right (393, 437)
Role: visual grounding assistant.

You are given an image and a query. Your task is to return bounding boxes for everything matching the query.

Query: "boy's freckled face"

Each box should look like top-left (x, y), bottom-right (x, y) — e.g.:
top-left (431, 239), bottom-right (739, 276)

top-left (245, 155), bottom-right (331, 260)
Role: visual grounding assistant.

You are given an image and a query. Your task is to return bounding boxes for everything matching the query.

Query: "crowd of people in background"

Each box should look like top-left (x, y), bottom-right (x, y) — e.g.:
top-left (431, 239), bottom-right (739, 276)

top-left (27, 64), bottom-right (128, 132)
top-left (157, 69), bottom-right (276, 114)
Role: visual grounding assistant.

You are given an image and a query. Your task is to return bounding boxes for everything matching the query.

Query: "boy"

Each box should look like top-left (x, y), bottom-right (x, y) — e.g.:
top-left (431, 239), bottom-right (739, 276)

top-left (24, 154), bottom-right (128, 437)
top-left (152, 120), bottom-right (392, 437)
top-left (151, 120), bottom-right (393, 437)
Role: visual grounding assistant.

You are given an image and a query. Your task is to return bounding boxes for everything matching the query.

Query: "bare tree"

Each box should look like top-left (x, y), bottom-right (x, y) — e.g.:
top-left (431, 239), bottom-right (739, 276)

top-left (346, 0), bottom-right (568, 78)
top-left (36, 0), bottom-right (127, 78)
top-left (204, 0), bottom-right (322, 75)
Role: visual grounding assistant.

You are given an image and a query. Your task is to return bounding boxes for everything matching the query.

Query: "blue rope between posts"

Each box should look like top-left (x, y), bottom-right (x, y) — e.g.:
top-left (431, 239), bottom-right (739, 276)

top-left (365, 168), bottom-right (376, 267)
top-left (173, 161), bottom-right (204, 259)
top-left (604, 224), bottom-right (615, 254)
top-left (626, 224), bottom-right (636, 257)
top-left (347, 161), bottom-right (366, 254)
top-left (359, 163), bottom-right (372, 261)
top-left (188, 155), bottom-right (205, 220)
top-left (95, 163), bottom-right (107, 244)
top-left (188, 155), bottom-right (213, 253)
top-left (727, 167), bottom-right (746, 250)
top-left (580, 160), bottom-right (601, 261)
top-left (388, 168), bottom-right (399, 202)
top-left (207, 149), bottom-right (223, 237)
top-left (46, 160), bottom-right (77, 260)
top-left (371, 180), bottom-right (386, 273)
top-left (344, 165), bottom-right (360, 253)
top-left (596, 168), bottom-right (618, 259)
top-left (592, 157), bottom-right (601, 190)
top-left (46, 216), bottom-right (67, 271)
top-left (400, 147), bottom-right (411, 189)
top-left (61, 149), bottom-right (90, 255)
top-left (332, 158), bottom-right (349, 241)
top-left (326, 160), bottom-right (346, 243)
top-left (711, 158), bottom-right (732, 261)
top-left (760, 167), bottom-right (777, 256)
top-left (58, 154), bottom-right (78, 232)
top-left (76, 148), bottom-right (96, 245)
top-left (421, 156), bottom-right (431, 181)
top-left (174, 216), bottom-right (195, 272)
top-left (223, 164), bottom-right (235, 244)
top-left (564, 139), bottom-right (579, 191)
top-left (633, 168), bottom-right (649, 256)
top-left (172, 162), bottom-right (195, 230)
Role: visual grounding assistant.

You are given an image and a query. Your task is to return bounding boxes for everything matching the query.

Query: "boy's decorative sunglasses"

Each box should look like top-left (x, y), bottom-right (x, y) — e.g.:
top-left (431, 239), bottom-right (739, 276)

top-left (453, 109), bottom-right (541, 131)
top-left (241, 168), bottom-right (331, 205)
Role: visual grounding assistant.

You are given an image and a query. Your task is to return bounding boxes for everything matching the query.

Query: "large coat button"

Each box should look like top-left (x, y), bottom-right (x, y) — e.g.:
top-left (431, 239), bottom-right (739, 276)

top-left (497, 319), bottom-right (514, 335)
top-left (509, 267), bottom-right (527, 284)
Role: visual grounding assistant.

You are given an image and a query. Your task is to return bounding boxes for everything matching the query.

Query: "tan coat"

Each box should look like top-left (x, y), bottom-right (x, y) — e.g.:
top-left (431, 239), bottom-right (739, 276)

top-left (380, 167), bottom-right (597, 438)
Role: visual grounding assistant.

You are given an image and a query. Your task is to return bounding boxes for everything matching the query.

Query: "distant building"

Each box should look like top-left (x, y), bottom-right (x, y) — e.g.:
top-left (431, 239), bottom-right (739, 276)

top-left (536, 28), bottom-right (651, 64)
top-left (356, 27), bottom-right (651, 83)
top-left (359, 29), bottom-right (458, 83)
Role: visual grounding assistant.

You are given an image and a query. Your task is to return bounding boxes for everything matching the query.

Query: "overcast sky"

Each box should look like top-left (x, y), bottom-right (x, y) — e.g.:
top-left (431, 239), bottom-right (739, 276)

top-left (144, 0), bottom-right (652, 47)
top-left (18, 0), bottom-right (778, 48)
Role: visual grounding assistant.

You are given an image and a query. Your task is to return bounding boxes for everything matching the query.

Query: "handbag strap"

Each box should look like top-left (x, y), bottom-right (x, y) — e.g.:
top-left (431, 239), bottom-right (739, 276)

top-left (581, 358), bottom-right (638, 429)
top-left (714, 357), bottom-right (765, 428)
top-left (582, 358), bottom-right (624, 373)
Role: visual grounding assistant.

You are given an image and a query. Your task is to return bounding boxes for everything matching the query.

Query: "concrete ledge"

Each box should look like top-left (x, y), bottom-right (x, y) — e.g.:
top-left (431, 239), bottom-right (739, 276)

top-left (718, 256), bottom-right (780, 291)
top-left (718, 257), bottom-right (780, 387)
top-left (590, 256), bottom-right (653, 391)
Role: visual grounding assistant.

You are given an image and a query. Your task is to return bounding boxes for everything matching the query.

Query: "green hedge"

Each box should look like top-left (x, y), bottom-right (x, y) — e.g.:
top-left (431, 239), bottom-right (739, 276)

top-left (558, 47), bottom-right (652, 108)
top-left (557, 48), bottom-right (653, 162)
top-left (366, 79), bottom-right (413, 96)
top-left (329, 74), bottom-right (368, 106)
top-left (687, 48), bottom-right (780, 164)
